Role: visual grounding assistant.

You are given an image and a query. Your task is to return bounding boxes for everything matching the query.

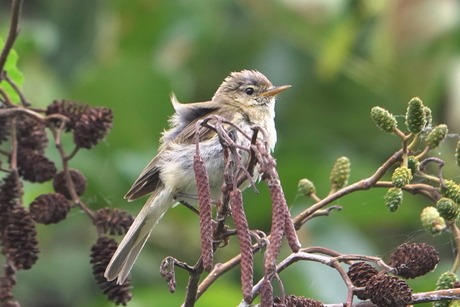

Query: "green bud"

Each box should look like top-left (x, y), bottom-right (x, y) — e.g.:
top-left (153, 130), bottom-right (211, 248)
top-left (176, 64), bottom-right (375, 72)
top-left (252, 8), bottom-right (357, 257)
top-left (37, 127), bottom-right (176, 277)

top-left (440, 180), bottom-right (460, 204)
top-left (433, 298), bottom-right (451, 307)
top-left (298, 178), bottom-right (316, 196)
top-left (426, 124), bottom-right (448, 149)
top-left (433, 300), bottom-right (450, 307)
top-left (330, 156), bottom-right (350, 189)
top-left (407, 156), bottom-right (420, 176)
top-left (391, 166), bottom-right (412, 188)
top-left (370, 107), bottom-right (397, 133)
top-left (405, 97), bottom-right (426, 134)
top-left (423, 106), bottom-right (432, 129)
top-left (434, 271), bottom-right (459, 307)
top-left (456, 141), bottom-right (460, 168)
top-left (385, 188), bottom-right (403, 212)
top-left (421, 206), bottom-right (446, 235)
top-left (436, 197), bottom-right (459, 221)
top-left (436, 271), bottom-right (458, 290)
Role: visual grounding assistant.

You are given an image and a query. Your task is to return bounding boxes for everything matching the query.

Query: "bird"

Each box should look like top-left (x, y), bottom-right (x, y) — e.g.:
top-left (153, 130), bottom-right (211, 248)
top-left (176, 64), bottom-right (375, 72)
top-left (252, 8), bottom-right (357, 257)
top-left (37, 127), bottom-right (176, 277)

top-left (104, 70), bottom-right (290, 284)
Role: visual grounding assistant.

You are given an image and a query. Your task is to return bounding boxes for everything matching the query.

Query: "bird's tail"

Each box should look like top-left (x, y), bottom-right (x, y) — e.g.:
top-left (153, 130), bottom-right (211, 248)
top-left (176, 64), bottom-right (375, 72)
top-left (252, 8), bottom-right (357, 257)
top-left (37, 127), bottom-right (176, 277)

top-left (104, 187), bottom-right (173, 284)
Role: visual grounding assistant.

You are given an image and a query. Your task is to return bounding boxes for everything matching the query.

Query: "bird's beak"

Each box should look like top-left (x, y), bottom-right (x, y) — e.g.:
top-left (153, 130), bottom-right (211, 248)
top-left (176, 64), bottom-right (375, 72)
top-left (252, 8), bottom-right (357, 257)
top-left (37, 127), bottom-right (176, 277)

top-left (259, 85), bottom-right (292, 97)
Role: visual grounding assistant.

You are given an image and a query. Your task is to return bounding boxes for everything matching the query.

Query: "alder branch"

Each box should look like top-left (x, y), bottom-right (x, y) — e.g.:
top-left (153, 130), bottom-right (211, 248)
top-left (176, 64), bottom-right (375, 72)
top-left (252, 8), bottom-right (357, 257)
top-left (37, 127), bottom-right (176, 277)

top-left (293, 149), bottom-right (404, 227)
top-left (319, 288), bottom-right (460, 307)
top-left (182, 259), bottom-right (205, 307)
top-left (198, 149), bottom-right (407, 296)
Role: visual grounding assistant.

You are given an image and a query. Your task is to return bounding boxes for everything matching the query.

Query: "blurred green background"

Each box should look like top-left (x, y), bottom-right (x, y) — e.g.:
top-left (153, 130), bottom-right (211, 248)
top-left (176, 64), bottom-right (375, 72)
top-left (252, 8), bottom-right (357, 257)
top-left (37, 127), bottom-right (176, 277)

top-left (1, 0), bottom-right (460, 306)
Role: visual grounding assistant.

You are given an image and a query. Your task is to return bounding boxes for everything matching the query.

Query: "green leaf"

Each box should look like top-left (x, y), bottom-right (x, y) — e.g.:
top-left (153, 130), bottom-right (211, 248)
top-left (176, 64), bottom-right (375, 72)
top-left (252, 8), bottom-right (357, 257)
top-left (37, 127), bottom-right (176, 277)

top-left (0, 37), bottom-right (24, 104)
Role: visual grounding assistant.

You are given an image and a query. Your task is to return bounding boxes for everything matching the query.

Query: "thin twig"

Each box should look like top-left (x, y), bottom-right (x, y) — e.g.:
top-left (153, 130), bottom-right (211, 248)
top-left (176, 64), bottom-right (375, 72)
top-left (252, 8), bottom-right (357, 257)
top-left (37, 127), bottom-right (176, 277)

top-left (199, 116), bottom-right (259, 193)
top-left (48, 124), bottom-right (97, 221)
top-left (329, 259), bottom-right (355, 307)
top-left (415, 145), bottom-right (430, 160)
top-left (310, 193), bottom-right (322, 203)
top-left (0, 0), bottom-right (23, 74)
top-left (0, 166), bottom-right (12, 172)
top-left (9, 116), bottom-right (17, 169)
top-left (300, 206), bottom-right (342, 223)
top-left (394, 127), bottom-right (407, 140)
top-left (407, 133), bottom-right (419, 151)
top-left (28, 107), bottom-right (47, 113)
top-left (9, 116), bottom-right (23, 204)
top-left (0, 87), bottom-right (15, 107)
top-left (170, 257), bottom-right (196, 274)
top-left (65, 146), bottom-right (80, 161)
top-left (3, 72), bottom-right (29, 106)
top-left (0, 106), bottom-right (46, 123)
top-left (248, 251), bottom-right (394, 305)
top-left (373, 181), bottom-right (440, 202)
top-left (293, 150), bottom-right (404, 228)
top-left (239, 126), bottom-right (259, 186)
top-left (419, 157), bottom-right (445, 188)
top-left (176, 199), bottom-right (200, 215)
top-left (249, 252), bottom-right (346, 303)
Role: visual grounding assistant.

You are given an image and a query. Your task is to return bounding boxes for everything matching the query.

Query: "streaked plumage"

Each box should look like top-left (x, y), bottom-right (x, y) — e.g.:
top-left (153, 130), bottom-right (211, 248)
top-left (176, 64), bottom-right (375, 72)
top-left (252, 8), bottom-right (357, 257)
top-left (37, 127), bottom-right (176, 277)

top-left (104, 70), bottom-right (290, 284)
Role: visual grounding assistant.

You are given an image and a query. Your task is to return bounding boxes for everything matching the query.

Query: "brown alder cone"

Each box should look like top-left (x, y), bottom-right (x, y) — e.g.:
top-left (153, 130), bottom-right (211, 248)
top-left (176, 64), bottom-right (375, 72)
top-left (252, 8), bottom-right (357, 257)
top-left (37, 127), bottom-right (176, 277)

top-left (90, 237), bottom-right (132, 306)
top-left (73, 107), bottom-right (113, 149)
top-left (389, 243), bottom-right (440, 279)
top-left (95, 208), bottom-right (134, 236)
top-left (53, 169), bottom-right (87, 200)
top-left (0, 264), bottom-right (16, 302)
top-left (29, 193), bottom-right (71, 225)
top-left (273, 295), bottom-right (324, 307)
top-left (365, 274), bottom-right (412, 307)
top-left (16, 149), bottom-right (56, 183)
top-left (46, 100), bottom-right (89, 132)
top-left (2, 206), bottom-right (39, 270)
top-left (16, 116), bottom-right (48, 153)
top-left (347, 262), bottom-right (379, 300)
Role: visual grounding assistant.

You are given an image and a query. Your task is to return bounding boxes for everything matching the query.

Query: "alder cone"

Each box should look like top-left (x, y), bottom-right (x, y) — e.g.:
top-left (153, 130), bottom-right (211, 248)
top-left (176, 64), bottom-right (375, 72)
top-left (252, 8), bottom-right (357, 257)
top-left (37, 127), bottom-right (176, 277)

top-left (29, 193), bottom-right (71, 225)
top-left (347, 262), bottom-right (378, 300)
top-left (53, 169), bottom-right (87, 199)
top-left (365, 274), bottom-right (412, 307)
top-left (90, 237), bottom-right (132, 306)
top-left (273, 295), bottom-right (324, 307)
top-left (389, 243), bottom-right (440, 279)
top-left (17, 149), bottom-right (56, 183)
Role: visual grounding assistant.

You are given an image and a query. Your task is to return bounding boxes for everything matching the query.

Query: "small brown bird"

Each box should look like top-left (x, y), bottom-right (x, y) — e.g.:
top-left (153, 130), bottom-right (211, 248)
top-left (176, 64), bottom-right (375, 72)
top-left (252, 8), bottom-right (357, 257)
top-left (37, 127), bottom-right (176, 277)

top-left (104, 70), bottom-right (290, 284)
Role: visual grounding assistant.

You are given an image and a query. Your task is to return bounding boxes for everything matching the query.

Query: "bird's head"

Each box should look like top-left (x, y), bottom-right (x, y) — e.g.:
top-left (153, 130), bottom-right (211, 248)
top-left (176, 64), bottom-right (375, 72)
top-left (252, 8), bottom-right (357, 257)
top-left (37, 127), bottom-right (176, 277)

top-left (212, 70), bottom-right (290, 107)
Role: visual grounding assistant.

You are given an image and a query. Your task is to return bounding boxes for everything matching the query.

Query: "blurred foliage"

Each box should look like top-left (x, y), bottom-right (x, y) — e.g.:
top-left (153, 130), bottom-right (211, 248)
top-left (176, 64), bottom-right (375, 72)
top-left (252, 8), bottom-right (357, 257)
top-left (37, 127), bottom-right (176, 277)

top-left (1, 0), bottom-right (460, 306)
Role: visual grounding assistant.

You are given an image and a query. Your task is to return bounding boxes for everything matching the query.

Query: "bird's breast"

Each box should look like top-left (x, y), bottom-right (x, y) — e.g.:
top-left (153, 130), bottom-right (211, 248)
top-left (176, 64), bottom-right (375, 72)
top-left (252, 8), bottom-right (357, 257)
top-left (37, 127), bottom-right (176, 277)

top-left (159, 137), bottom-right (226, 200)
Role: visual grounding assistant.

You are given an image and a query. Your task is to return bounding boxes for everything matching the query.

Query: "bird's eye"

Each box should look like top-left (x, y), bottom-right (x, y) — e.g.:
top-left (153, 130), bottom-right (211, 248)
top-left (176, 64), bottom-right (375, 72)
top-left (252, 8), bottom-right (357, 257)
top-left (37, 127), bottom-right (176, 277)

top-left (245, 87), bottom-right (254, 95)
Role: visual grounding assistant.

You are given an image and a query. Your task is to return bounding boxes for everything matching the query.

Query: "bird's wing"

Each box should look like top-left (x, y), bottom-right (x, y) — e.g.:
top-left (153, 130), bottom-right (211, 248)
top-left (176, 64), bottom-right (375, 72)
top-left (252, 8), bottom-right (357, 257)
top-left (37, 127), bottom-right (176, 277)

top-left (173, 102), bottom-right (236, 144)
top-left (124, 156), bottom-right (162, 201)
top-left (125, 99), bottom-right (234, 201)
